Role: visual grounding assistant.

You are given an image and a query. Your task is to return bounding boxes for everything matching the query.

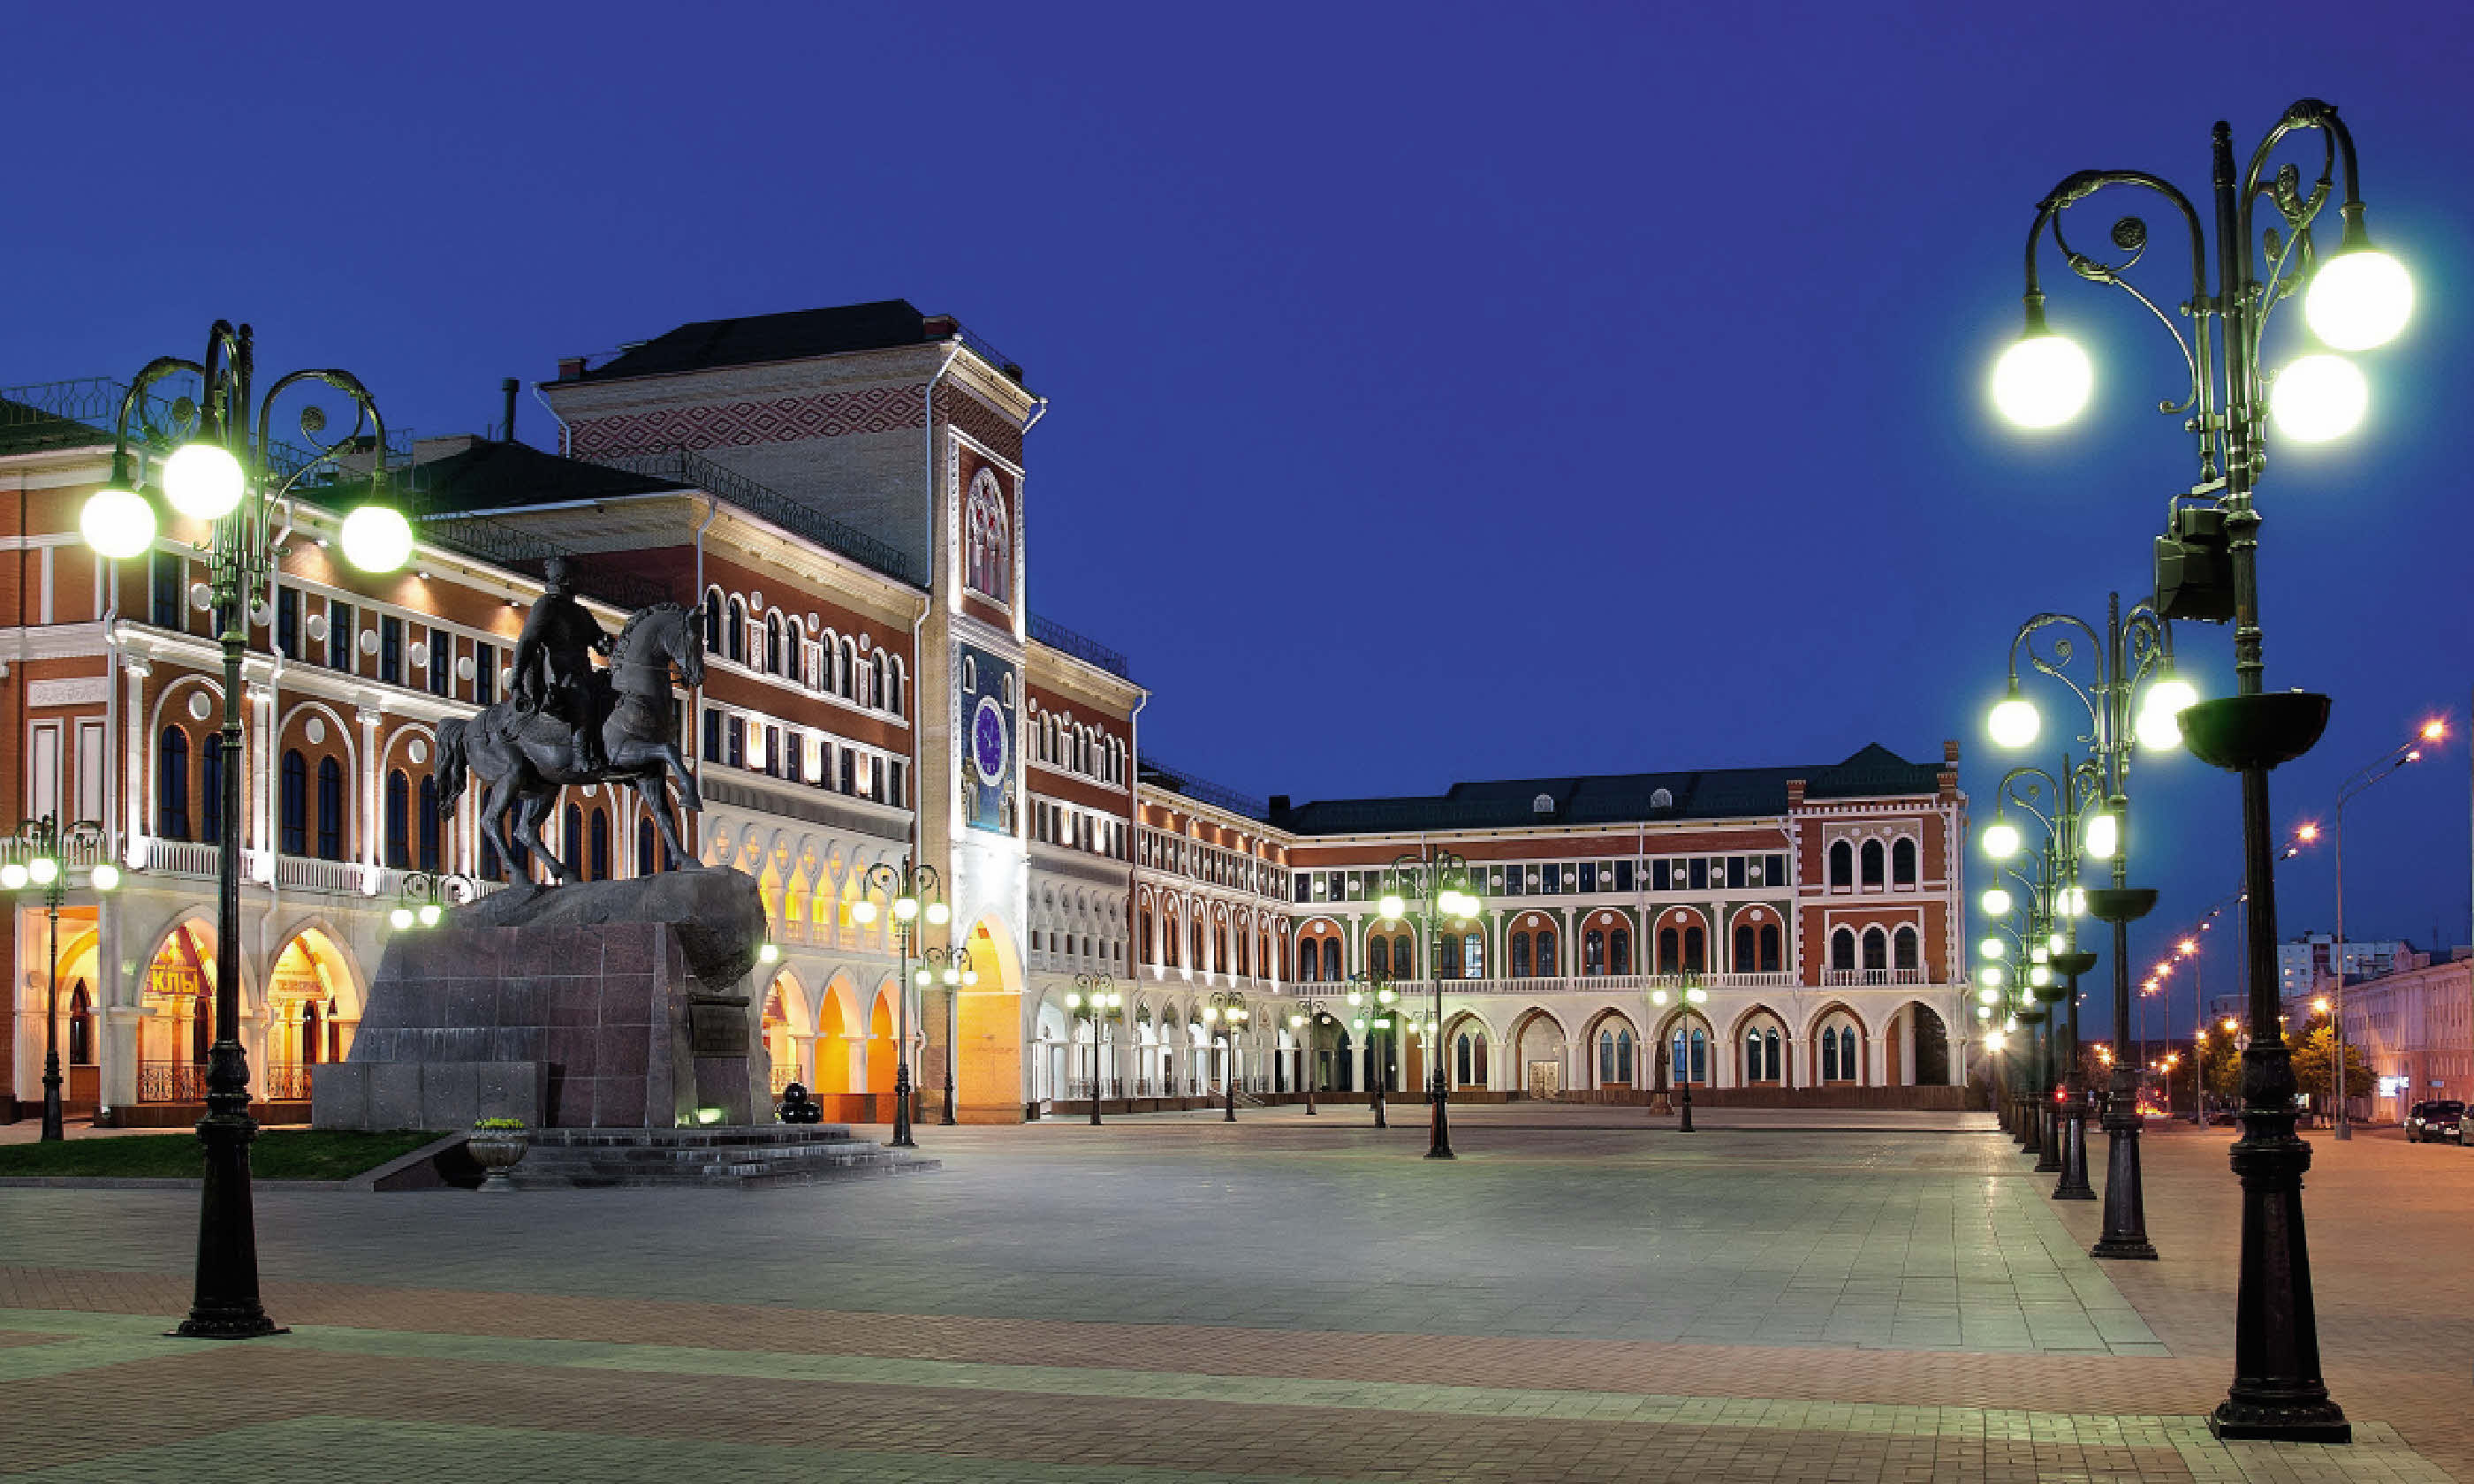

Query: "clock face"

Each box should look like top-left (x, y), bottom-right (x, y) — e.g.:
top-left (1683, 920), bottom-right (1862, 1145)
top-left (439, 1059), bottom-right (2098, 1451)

top-left (972, 695), bottom-right (1008, 785)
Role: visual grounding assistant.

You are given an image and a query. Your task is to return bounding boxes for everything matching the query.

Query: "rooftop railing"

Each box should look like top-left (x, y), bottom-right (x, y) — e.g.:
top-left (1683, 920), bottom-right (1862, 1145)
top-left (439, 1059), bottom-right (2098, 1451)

top-left (1029, 613), bottom-right (1131, 679)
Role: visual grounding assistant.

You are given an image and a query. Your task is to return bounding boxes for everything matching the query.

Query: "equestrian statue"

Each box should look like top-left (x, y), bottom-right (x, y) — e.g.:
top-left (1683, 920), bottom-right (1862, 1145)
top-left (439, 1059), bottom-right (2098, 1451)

top-left (434, 557), bottom-right (706, 883)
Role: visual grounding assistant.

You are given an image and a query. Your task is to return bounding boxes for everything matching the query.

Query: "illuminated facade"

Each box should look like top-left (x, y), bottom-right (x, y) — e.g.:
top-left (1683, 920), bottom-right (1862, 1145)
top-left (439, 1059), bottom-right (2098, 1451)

top-left (3, 300), bottom-right (1967, 1126)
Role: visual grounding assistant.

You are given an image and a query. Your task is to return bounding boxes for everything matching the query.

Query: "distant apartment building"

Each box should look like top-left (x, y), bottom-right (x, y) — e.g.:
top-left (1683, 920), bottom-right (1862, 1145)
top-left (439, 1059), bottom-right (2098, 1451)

top-left (2279, 932), bottom-right (2425, 996)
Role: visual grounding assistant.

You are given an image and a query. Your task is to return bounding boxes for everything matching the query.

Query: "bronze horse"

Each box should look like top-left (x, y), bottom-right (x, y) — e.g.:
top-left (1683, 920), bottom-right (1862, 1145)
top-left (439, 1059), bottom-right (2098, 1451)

top-left (435, 601), bottom-right (705, 883)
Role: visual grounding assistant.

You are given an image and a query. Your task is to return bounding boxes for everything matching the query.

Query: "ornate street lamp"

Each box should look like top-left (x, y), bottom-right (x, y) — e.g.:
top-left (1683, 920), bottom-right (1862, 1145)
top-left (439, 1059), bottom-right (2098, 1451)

top-left (1203, 990), bottom-right (1249, 1122)
top-left (853, 857), bottom-right (949, 1148)
top-left (1994, 101), bottom-right (2414, 1442)
top-left (1290, 997), bottom-right (1338, 1116)
top-left (1647, 977), bottom-right (1710, 1132)
top-left (2, 818), bottom-right (118, 1141)
top-left (1986, 594), bottom-right (2187, 1259)
top-left (1981, 767), bottom-right (2098, 1194)
top-left (79, 322), bottom-right (410, 1341)
top-left (1066, 973), bottom-right (1122, 1124)
top-left (1377, 850), bottom-right (1478, 1160)
top-left (389, 870), bottom-right (481, 931)
top-left (916, 943), bottom-right (977, 1127)
top-left (1342, 973), bottom-right (1398, 1129)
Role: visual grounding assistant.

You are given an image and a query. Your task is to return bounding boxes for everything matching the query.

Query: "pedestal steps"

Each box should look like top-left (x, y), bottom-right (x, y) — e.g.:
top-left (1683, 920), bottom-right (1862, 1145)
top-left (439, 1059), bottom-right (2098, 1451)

top-left (506, 1125), bottom-right (939, 1189)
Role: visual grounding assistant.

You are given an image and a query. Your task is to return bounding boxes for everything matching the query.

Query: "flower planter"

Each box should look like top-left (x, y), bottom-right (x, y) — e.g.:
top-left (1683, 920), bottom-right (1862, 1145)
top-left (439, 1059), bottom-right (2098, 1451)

top-left (467, 1126), bottom-right (530, 1192)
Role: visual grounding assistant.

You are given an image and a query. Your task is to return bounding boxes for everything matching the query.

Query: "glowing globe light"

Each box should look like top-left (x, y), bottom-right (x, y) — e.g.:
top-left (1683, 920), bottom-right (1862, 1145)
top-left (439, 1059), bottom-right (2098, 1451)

top-left (1379, 892), bottom-right (1405, 919)
top-left (2047, 931), bottom-right (2066, 953)
top-left (963, 969), bottom-right (978, 986)
top-left (1987, 695), bottom-right (2040, 749)
top-left (163, 442), bottom-right (246, 521)
top-left (2306, 247), bottom-right (2413, 351)
top-left (89, 863), bottom-right (120, 891)
top-left (2271, 353), bottom-right (2369, 443)
top-left (925, 901), bottom-right (951, 925)
top-left (893, 897), bottom-right (919, 922)
top-left (1992, 332), bottom-right (2093, 428)
top-left (2136, 676), bottom-right (2199, 751)
top-left (0, 863), bottom-right (27, 890)
top-left (913, 966), bottom-right (930, 986)
top-left (27, 857), bottom-right (58, 887)
top-left (2083, 811), bottom-right (2119, 860)
top-left (852, 899), bottom-right (878, 925)
top-left (80, 486), bottom-right (157, 559)
top-left (1978, 987), bottom-right (2001, 1005)
top-left (2030, 965), bottom-right (2052, 988)
top-left (1981, 821), bottom-right (2022, 859)
top-left (1978, 965), bottom-right (2003, 989)
top-left (339, 505), bottom-right (414, 573)
top-left (418, 903), bottom-right (442, 927)
top-left (1981, 887), bottom-right (2012, 917)
top-left (1979, 937), bottom-right (2006, 960)
top-left (1066, 993), bottom-right (1083, 1009)
top-left (1685, 986), bottom-right (1708, 1004)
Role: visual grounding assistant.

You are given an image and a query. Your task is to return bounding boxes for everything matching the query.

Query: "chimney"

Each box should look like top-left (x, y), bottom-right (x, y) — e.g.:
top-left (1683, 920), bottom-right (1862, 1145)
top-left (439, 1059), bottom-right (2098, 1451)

top-left (557, 357), bottom-right (587, 382)
top-left (1785, 779), bottom-right (1806, 806)
top-left (1268, 794), bottom-right (1291, 819)
top-left (500, 378), bottom-right (520, 443)
top-left (1943, 738), bottom-right (1962, 765)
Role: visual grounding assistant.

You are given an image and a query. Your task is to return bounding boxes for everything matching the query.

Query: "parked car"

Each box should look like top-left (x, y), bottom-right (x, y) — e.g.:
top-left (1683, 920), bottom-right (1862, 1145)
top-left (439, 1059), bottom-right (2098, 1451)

top-left (2404, 1101), bottom-right (2465, 1144)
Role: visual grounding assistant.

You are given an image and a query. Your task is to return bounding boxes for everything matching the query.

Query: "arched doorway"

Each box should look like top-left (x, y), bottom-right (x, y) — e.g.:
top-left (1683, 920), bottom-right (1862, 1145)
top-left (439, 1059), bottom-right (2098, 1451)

top-left (1910, 1003), bottom-right (1951, 1086)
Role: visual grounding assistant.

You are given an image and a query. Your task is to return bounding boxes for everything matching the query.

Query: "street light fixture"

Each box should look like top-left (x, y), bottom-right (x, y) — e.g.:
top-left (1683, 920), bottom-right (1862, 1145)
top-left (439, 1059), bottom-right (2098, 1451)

top-left (1344, 973), bottom-right (1398, 1129)
top-left (1066, 973), bottom-right (1122, 1124)
top-left (1377, 849), bottom-right (1478, 1160)
top-left (1203, 991), bottom-right (1249, 1123)
top-left (4, 817), bottom-right (116, 1141)
top-left (390, 870), bottom-right (479, 932)
top-left (80, 323), bottom-right (411, 1342)
top-left (1997, 100), bottom-right (2416, 1442)
top-left (854, 857), bottom-right (946, 1149)
top-left (1290, 998), bottom-right (1338, 1116)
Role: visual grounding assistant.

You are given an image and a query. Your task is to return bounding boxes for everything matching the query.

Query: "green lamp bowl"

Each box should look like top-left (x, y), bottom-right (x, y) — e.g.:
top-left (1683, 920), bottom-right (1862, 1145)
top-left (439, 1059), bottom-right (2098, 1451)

top-left (2178, 693), bottom-right (2330, 775)
top-left (2015, 1006), bottom-right (2048, 1026)
top-left (2050, 950), bottom-right (2100, 978)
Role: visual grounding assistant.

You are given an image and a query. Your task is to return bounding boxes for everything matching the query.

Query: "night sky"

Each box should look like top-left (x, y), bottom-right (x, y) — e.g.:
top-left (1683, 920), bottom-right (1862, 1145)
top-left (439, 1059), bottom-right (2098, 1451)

top-left (8, 3), bottom-right (2469, 1034)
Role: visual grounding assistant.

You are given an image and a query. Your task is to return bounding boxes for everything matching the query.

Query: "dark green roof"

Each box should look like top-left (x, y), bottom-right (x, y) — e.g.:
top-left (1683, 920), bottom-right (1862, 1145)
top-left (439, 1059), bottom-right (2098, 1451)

top-left (398, 439), bottom-right (687, 512)
top-left (0, 396), bottom-right (112, 457)
top-left (1271, 744), bottom-right (1946, 836)
top-left (567, 299), bottom-right (935, 382)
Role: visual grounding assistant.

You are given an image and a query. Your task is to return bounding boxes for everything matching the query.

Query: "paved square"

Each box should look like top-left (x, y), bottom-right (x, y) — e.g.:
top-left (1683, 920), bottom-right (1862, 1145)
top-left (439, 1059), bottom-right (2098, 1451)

top-left (0, 1110), bottom-right (2463, 1480)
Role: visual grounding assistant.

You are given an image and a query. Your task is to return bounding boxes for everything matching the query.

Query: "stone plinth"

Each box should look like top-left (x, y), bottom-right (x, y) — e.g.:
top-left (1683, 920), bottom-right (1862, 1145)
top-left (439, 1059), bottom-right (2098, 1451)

top-left (315, 870), bottom-right (772, 1131)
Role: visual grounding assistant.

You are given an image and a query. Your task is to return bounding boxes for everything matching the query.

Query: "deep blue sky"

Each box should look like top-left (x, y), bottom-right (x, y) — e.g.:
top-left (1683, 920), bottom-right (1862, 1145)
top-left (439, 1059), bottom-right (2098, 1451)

top-left (7, 3), bottom-right (2469, 1031)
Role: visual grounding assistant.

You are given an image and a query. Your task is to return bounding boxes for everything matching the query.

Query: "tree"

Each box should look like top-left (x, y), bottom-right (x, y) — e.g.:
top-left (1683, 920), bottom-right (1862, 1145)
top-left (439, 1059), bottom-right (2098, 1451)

top-left (2203, 1031), bottom-right (2244, 1107)
top-left (2289, 1024), bottom-right (2373, 1104)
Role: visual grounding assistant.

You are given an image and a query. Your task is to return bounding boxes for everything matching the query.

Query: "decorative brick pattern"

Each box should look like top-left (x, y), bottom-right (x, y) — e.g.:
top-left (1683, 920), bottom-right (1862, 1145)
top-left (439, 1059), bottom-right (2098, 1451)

top-left (571, 384), bottom-right (925, 458)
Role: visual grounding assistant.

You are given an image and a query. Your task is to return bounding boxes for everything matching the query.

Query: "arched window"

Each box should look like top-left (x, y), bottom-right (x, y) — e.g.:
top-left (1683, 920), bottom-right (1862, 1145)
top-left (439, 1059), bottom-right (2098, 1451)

top-left (1534, 929), bottom-right (1554, 975)
top-left (1141, 908), bottom-right (1155, 965)
top-left (565, 805), bottom-right (583, 876)
top-left (1670, 1023), bottom-right (1708, 1085)
top-left (725, 598), bottom-right (746, 662)
top-left (279, 749), bottom-right (308, 855)
top-left (1829, 840), bottom-right (1854, 888)
top-left (418, 775), bottom-right (440, 871)
top-left (1862, 928), bottom-right (1887, 975)
top-left (1610, 928), bottom-right (1630, 976)
top-left (1734, 924), bottom-right (1757, 973)
top-left (1583, 929), bottom-right (1606, 976)
top-left (1759, 923), bottom-right (1782, 973)
top-left (1893, 925), bottom-right (1919, 973)
top-left (1860, 839), bottom-right (1885, 887)
top-left (638, 817), bottom-right (656, 878)
top-left (837, 640), bottom-right (855, 700)
top-left (1658, 927), bottom-right (1680, 973)
top-left (702, 589), bottom-right (725, 654)
top-left (886, 657), bottom-right (904, 716)
top-left (1840, 1025), bottom-right (1859, 1080)
top-left (1745, 1025), bottom-right (1783, 1083)
top-left (1369, 936), bottom-right (1390, 979)
top-left (384, 769), bottom-right (410, 868)
top-left (1321, 938), bottom-right (1341, 982)
top-left (816, 632), bottom-right (837, 693)
top-left (590, 810), bottom-right (611, 882)
top-left (1830, 928), bottom-right (1856, 973)
top-left (1164, 914), bottom-right (1180, 967)
top-left (315, 755), bottom-right (343, 860)
top-left (1683, 925), bottom-right (1705, 973)
top-left (1456, 1034), bottom-right (1475, 1086)
top-left (1392, 935), bottom-right (1415, 979)
top-left (871, 649), bottom-right (888, 710)
top-left (1616, 1029), bottom-right (1634, 1084)
top-left (1892, 837), bottom-right (1917, 886)
top-left (765, 612), bottom-right (782, 675)
top-left (1823, 1025), bottom-right (1841, 1081)
top-left (1510, 932), bottom-right (1532, 980)
top-left (1598, 1030), bottom-right (1618, 1084)
top-left (1764, 1027), bottom-right (1782, 1081)
top-left (301, 1000), bottom-right (323, 1064)
top-left (967, 468), bottom-right (1011, 602)
top-left (157, 727), bottom-right (191, 841)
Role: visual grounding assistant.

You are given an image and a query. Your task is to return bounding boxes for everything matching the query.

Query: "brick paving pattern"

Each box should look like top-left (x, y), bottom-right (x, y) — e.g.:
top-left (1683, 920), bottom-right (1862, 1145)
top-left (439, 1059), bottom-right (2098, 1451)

top-left (0, 1112), bottom-right (2460, 1480)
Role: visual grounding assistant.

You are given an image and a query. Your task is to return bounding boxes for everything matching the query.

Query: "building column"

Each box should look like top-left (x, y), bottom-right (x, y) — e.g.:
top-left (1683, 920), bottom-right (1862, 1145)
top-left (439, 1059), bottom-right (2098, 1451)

top-left (120, 659), bottom-right (151, 861)
top-left (358, 707), bottom-right (383, 881)
top-left (790, 1031), bottom-right (816, 1088)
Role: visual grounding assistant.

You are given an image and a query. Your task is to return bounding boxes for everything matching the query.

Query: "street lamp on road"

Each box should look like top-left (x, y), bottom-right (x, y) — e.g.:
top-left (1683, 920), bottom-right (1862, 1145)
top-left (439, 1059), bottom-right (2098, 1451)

top-left (1992, 99), bottom-right (2413, 1442)
top-left (1647, 978), bottom-right (1710, 1132)
top-left (80, 322), bottom-right (412, 1342)
top-left (853, 858), bottom-right (950, 1148)
top-left (1290, 998), bottom-right (1339, 1116)
top-left (1203, 990), bottom-right (1249, 1122)
top-left (2, 818), bottom-right (118, 1141)
top-left (1377, 850), bottom-right (1478, 1160)
top-left (1066, 973), bottom-right (1122, 1124)
top-left (1343, 973), bottom-right (1397, 1129)
top-left (2326, 719), bottom-right (2446, 1140)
